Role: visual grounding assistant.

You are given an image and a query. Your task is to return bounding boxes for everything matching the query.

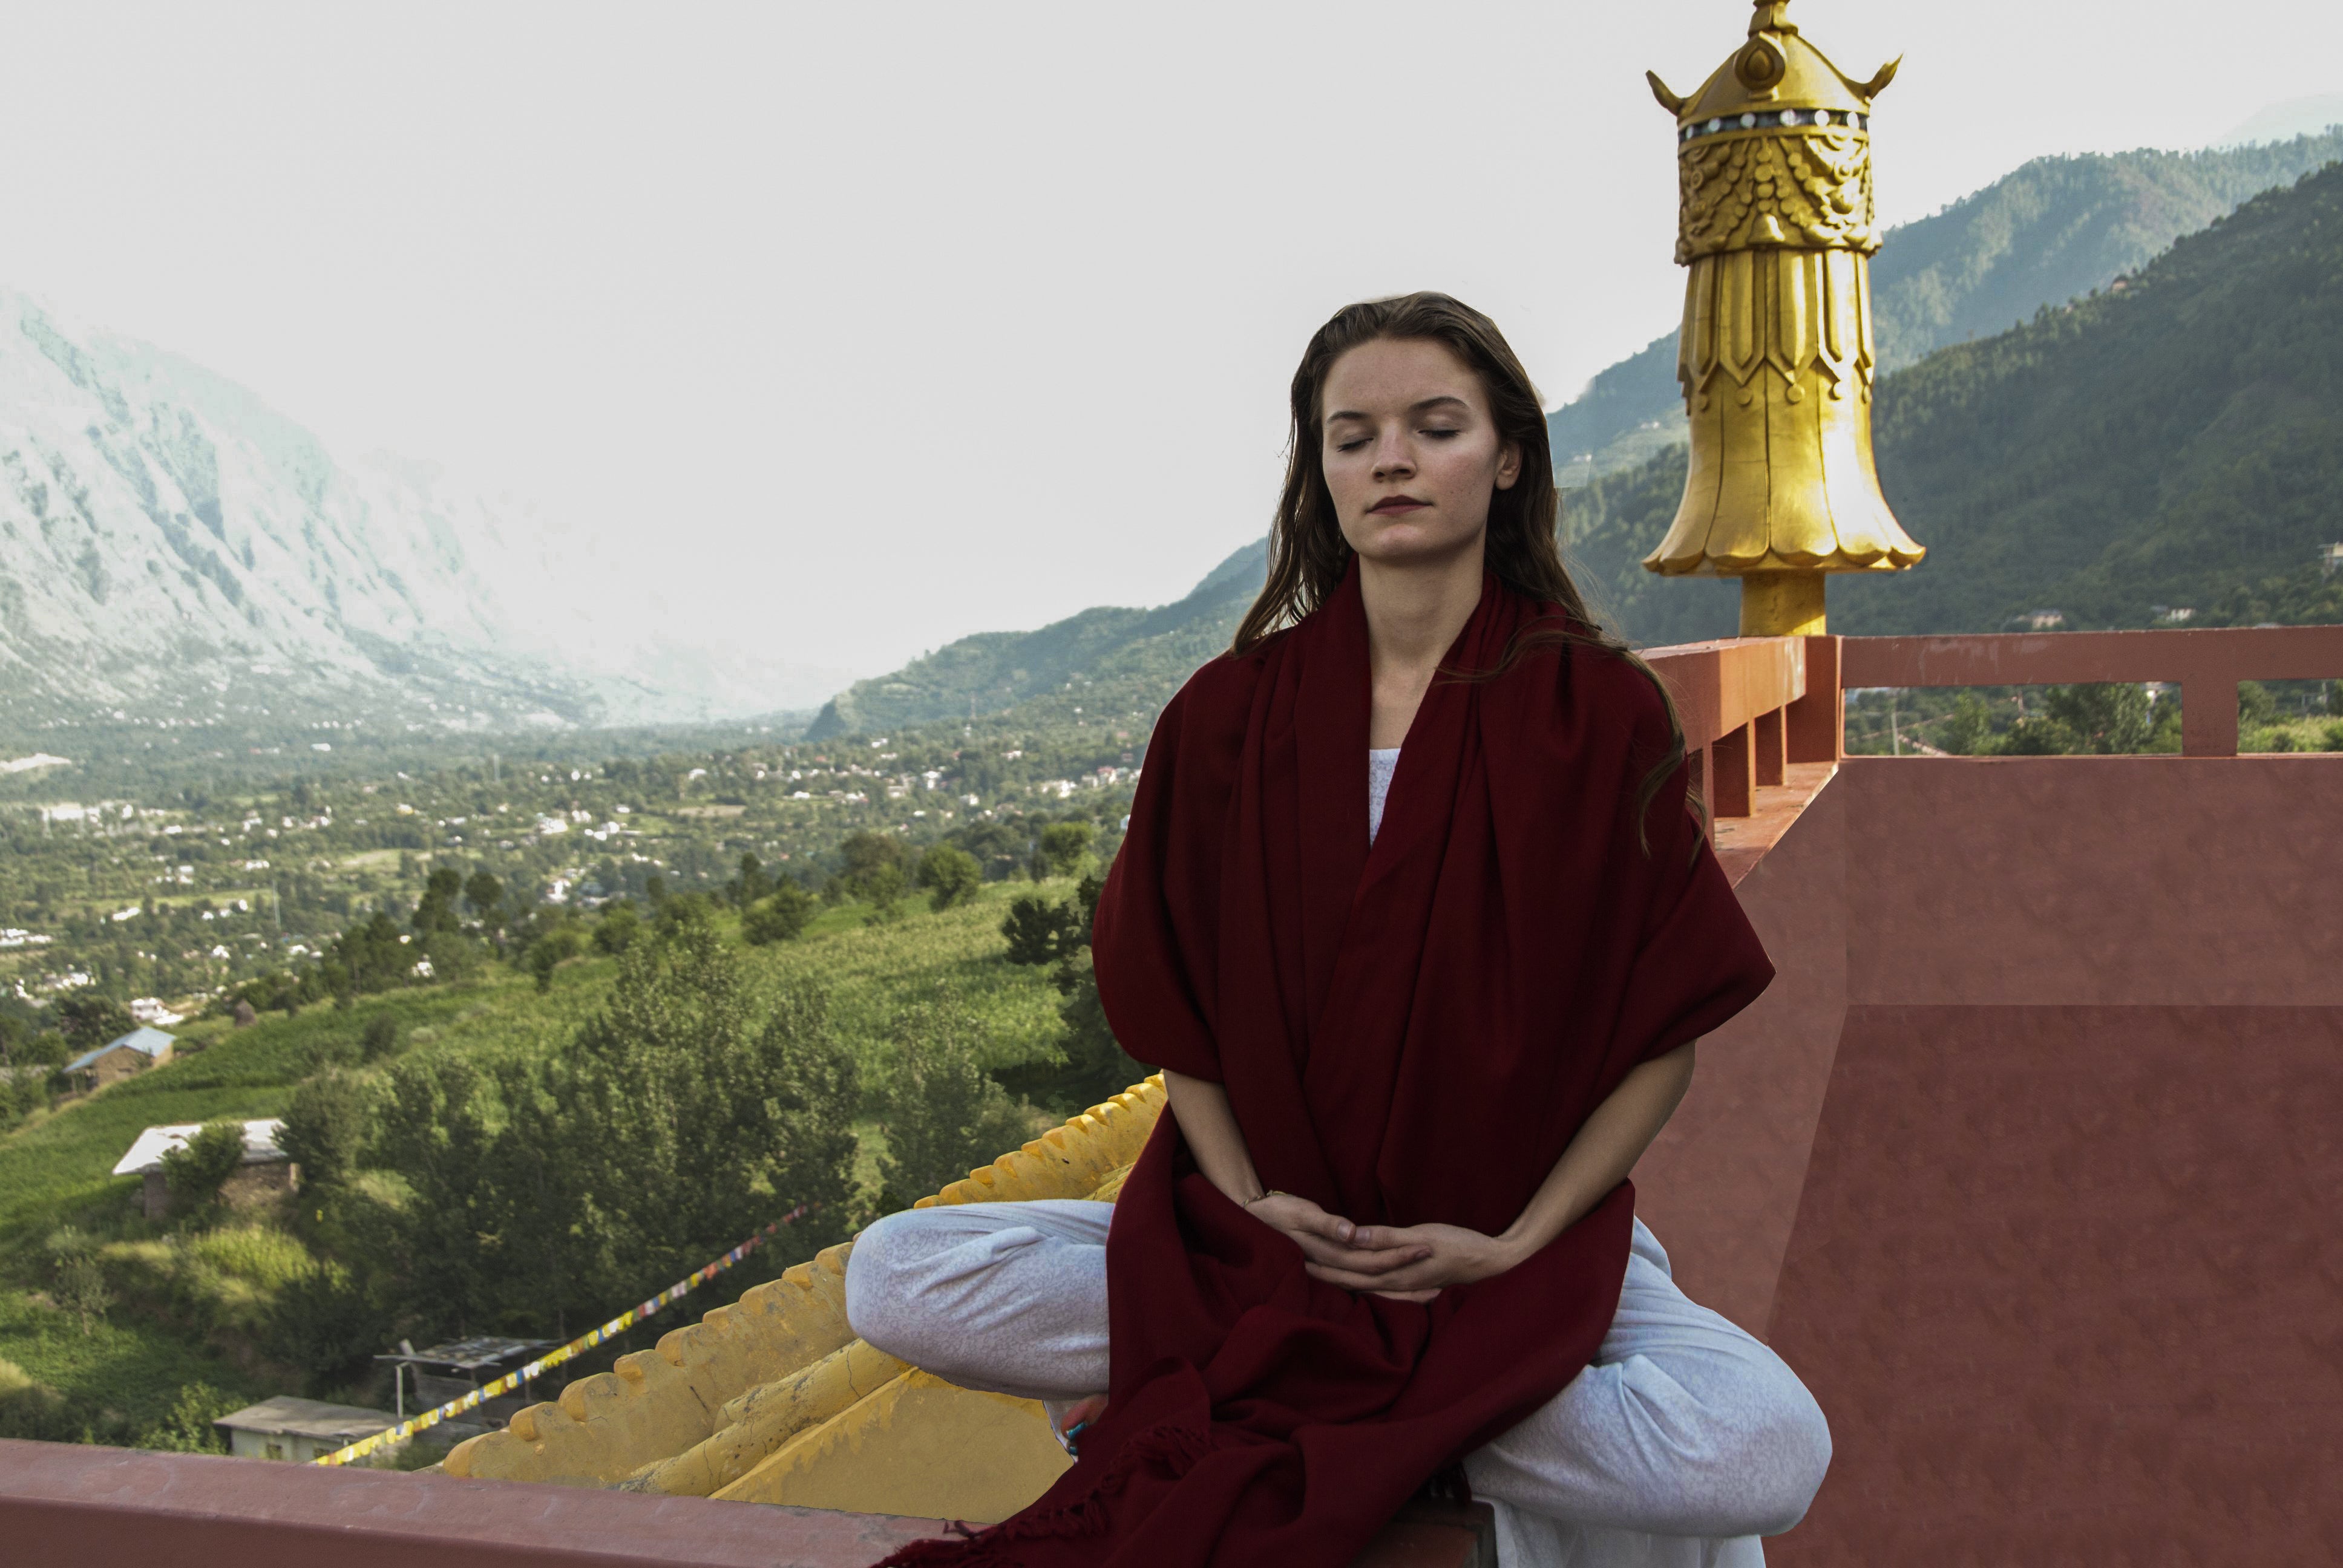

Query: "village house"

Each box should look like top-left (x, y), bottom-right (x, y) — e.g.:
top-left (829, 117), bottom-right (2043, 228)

top-left (213, 1396), bottom-right (401, 1463)
top-left (62, 1025), bottom-right (175, 1092)
top-left (111, 1119), bottom-right (297, 1219)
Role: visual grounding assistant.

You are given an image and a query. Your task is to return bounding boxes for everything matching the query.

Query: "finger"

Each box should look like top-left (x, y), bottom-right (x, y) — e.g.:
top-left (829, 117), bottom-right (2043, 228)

top-left (1306, 1261), bottom-right (1437, 1292)
top-left (1349, 1224), bottom-right (1433, 1252)
top-left (1371, 1288), bottom-right (1439, 1304)
top-left (1291, 1236), bottom-right (1429, 1272)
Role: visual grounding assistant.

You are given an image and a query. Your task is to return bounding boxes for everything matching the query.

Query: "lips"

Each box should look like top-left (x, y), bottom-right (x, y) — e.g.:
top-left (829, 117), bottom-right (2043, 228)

top-left (1368, 497), bottom-right (1430, 515)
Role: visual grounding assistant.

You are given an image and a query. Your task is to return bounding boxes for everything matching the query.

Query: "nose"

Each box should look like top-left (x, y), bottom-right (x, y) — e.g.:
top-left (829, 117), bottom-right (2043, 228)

top-left (1372, 429), bottom-right (1415, 483)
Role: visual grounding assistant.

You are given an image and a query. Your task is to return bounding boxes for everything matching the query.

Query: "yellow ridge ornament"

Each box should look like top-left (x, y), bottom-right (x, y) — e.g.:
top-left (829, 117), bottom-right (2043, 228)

top-left (1645, 0), bottom-right (1924, 637)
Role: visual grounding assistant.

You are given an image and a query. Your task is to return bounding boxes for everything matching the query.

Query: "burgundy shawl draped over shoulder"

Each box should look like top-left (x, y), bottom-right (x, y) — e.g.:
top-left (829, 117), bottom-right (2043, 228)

top-left (888, 569), bottom-right (1772, 1567)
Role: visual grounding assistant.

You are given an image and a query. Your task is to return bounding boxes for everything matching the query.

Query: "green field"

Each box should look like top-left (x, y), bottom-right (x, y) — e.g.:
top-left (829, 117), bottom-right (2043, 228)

top-left (0, 877), bottom-right (1074, 1445)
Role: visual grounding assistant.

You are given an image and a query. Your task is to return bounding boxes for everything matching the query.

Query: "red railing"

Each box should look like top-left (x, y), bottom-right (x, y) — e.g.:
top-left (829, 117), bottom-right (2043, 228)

top-left (1647, 628), bottom-right (2343, 819)
top-left (1838, 626), bottom-right (2343, 757)
top-left (1645, 635), bottom-right (1835, 818)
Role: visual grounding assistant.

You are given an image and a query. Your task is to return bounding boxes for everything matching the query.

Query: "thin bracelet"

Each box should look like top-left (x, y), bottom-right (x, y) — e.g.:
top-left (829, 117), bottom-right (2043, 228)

top-left (1243, 1189), bottom-right (1293, 1207)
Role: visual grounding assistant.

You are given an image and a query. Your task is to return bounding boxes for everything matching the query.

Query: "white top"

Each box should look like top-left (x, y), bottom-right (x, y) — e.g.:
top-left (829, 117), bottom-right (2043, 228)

top-left (1367, 748), bottom-right (1401, 846)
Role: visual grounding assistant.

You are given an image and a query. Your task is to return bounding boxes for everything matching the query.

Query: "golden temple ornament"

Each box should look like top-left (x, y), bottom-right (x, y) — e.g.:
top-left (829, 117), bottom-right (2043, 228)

top-left (1644, 0), bottom-right (1925, 637)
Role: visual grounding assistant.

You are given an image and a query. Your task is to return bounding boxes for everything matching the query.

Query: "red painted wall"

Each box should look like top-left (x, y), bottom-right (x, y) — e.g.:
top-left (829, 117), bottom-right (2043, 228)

top-left (1634, 757), bottom-right (2343, 1563)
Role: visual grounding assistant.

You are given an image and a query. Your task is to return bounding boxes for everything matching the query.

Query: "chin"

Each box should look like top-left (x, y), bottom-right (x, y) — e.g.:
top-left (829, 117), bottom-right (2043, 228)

top-left (1352, 521), bottom-right (1479, 564)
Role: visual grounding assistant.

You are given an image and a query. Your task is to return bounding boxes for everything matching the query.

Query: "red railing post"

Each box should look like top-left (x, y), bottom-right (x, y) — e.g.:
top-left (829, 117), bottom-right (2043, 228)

top-left (1785, 636), bottom-right (1843, 763)
top-left (1753, 706), bottom-right (1786, 786)
top-left (1712, 723), bottom-right (1755, 817)
top-left (2180, 674), bottom-right (2240, 759)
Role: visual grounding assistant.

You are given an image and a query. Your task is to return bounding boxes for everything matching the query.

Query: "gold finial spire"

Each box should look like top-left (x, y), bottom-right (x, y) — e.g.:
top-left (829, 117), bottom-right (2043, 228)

top-left (1642, 7), bottom-right (1924, 636)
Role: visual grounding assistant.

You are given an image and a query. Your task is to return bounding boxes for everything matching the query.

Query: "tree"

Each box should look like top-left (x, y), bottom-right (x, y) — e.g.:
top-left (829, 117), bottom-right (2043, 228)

top-left (525, 923), bottom-right (586, 992)
top-left (55, 995), bottom-right (133, 1053)
top-left (329, 912), bottom-right (411, 997)
top-left (1001, 895), bottom-right (1084, 967)
top-left (1034, 822), bottom-right (1095, 880)
top-left (523, 924), bottom-right (865, 1320)
top-left (135, 1382), bottom-right (240, 1453)
top-left (160, 1120), bottom-right (247, 1215)
top-left (876, 991), bottom-right (1032, 1212)
top-left (915, 846), bottom-right (982, 912)
top-left (759, 981), bottom-right (865, 1255)
top-left (593, 900), bottom-right (642, 955)
top-left (838, 831), bottom-right (911, 912)
top-left (1936, 693), bottom-right (1993, 756)
top-left (729, 853), bottom-right (773, 909)
top-left (280, 1070), bottom-right (369, 1189)
top-left (1050, 964), bottom-right (1149, 1111)
top-left (464, 869), bottom-right (504, 920)
top-left (359, 1013), bottom-right (403, 1063)
top-left (413, 868), bottom-right (464, 938)
top-left (418, 929), bottom-right (481, 985)
top-left (1999, 715), bottom-right (2081, 754)
top-left (948, 821), bottom-right (1027, 882)
top-left (264, 1259), bottom-right (388, 1391)
top-left (741, 883), bottom-right (814, 946)
top-left (2045, 682), bottom-right (2152, 754)
top-left (370, 1054), bottom-right (506, 1337)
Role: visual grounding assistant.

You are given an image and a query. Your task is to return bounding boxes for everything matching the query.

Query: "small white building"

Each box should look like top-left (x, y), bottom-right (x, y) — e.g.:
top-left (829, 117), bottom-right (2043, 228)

top-left (214, 1395), bottom-right (400, 1463)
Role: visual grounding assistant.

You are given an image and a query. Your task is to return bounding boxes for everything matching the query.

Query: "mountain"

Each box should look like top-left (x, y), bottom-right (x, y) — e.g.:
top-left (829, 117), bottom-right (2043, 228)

top-left (805, 538), bottom-right (1268, 740)
top-left (2218, 94), bottom-right (2343, 148)
top-left (0, 292), bottom-right (834, 746)
top-left (1567, 159), bottom-right (2343, 646)
top-left (1548, 131), bottom-right (2343, 485)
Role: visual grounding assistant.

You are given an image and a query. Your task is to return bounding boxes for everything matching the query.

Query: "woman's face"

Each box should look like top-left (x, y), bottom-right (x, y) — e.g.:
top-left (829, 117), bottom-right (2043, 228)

top-left (1320, 336), bottom-right (1521, 569)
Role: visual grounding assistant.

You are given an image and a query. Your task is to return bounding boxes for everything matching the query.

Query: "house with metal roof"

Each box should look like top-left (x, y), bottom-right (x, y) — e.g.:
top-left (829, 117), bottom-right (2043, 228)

top-left (111, 1118), bottom-right (295, 1219)
top-left (214, 1396), bottom-right (402, 1464)
top-left (63, 1025), bottom-right (175, 1093)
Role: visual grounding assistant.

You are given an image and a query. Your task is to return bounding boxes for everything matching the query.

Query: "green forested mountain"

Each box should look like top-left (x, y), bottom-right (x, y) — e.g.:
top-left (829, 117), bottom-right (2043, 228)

top-left (806, 538), bottom-right (1266, 739)
top-left (1549, 131), bottom-right (2343, 484)
top-left (1566, 160), bottom-right (2343, 646)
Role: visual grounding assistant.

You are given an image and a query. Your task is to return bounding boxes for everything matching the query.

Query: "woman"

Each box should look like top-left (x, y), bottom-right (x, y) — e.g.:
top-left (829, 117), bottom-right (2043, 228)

top-left (848, 293), bottom-right (1830, 1566)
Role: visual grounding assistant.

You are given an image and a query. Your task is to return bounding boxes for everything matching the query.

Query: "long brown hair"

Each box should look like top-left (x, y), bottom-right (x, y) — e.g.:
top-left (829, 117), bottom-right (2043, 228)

top-left (1231, 291), bottom-right (1693, 843)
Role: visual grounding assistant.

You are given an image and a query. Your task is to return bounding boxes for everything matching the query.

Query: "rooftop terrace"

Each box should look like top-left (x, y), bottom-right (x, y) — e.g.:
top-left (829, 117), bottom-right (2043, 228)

top-left (4, 624), bottom-right (2337, 1566)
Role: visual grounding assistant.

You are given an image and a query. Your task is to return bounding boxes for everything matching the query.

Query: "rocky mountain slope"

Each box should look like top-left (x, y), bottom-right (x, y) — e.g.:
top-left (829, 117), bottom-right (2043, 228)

top-left (1549, 131), bottom-right (2343, 484)
top-left (0, 293), bottom-right (819, 747)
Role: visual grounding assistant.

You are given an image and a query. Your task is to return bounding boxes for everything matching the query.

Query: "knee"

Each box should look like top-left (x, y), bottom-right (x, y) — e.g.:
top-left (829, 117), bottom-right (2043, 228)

top-left (842, 1211), bottom-right (931, 1359)
top-left (1699, 1372), bottom-right (1833, 1537)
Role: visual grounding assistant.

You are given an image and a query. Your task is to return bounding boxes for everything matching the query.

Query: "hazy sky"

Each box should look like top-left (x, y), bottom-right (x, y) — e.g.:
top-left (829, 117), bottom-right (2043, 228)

top-left (2, 1), bottom-right (2338, 685)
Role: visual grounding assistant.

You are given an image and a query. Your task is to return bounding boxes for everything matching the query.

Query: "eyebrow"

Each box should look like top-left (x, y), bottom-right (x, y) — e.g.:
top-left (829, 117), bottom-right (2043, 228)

top-left (1325, 395), bottom-right (1473, 422)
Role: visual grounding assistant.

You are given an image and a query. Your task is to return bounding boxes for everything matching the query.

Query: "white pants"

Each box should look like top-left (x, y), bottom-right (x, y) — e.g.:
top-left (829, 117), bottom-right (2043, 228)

top-left (845, 1201), bottom-right (1830, 1567)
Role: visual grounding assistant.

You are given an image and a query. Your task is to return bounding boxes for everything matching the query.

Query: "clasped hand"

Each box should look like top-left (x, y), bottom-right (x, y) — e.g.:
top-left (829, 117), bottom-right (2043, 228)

top-left (1244, 1192), bottom-right (1522, 1303)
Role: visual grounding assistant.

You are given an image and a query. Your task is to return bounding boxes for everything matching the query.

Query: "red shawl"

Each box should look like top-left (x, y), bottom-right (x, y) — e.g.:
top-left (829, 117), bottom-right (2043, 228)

top-left (888, 568), bottom-right (1772, 1566)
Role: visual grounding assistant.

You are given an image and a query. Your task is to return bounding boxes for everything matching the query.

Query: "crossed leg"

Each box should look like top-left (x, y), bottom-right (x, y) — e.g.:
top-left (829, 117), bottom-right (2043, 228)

top-left (844, 1201), bottom-right (1829, 1567)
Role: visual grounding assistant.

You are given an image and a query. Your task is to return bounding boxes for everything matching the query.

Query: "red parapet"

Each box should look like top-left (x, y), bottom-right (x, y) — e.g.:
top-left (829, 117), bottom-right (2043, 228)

top-left (0, 1442), bottom-right (1495, 1567)
top-left (0, 1440), bottom-right (945, 1568)
top-left (1645, 636), bottom-right (1807, 751)
top-left (1835, 626), bottom-right (2343, 757)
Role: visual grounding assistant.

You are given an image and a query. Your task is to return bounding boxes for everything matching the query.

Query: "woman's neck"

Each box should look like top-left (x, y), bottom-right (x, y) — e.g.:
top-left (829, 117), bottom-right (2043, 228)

top-left (1358, 535), bottom-right (1486, 750)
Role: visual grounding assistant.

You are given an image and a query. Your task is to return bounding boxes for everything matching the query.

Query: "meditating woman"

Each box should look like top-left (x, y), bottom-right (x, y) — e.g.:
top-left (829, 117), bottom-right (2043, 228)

top-left (847, 292), bottom-right (1830, 1566)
